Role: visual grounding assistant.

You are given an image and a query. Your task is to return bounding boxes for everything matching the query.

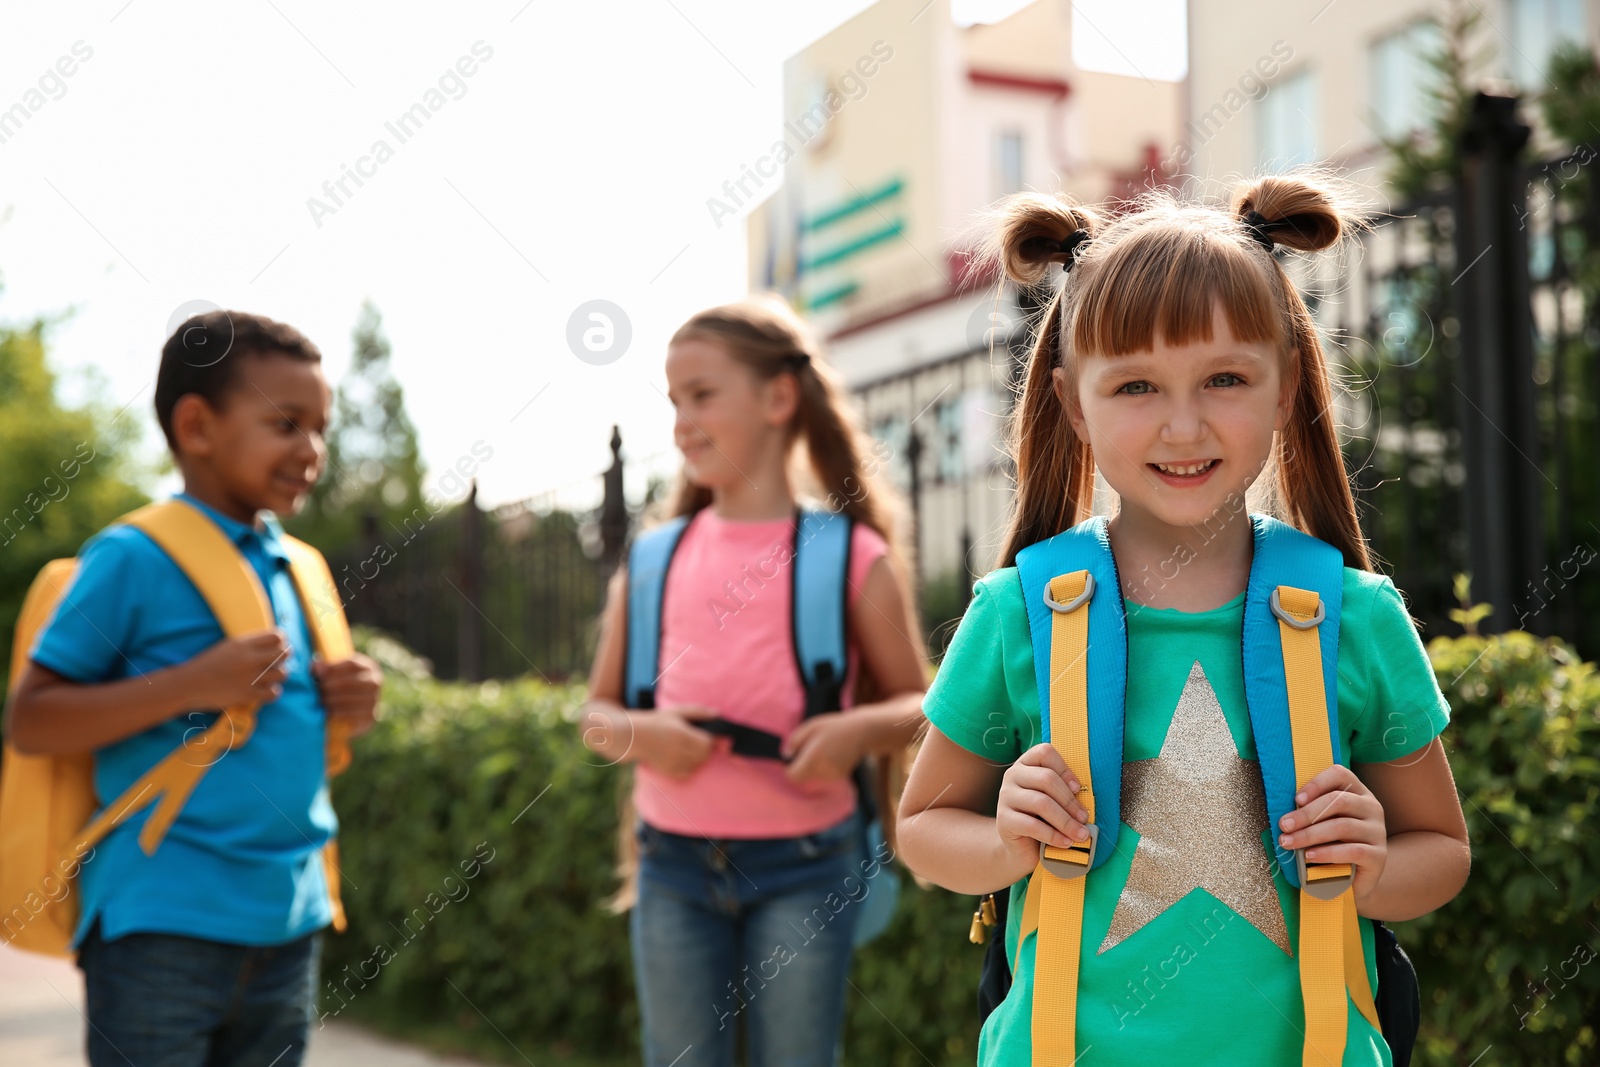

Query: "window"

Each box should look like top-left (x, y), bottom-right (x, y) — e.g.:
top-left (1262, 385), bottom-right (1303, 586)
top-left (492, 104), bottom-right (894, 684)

top-left (1256, 68), bottom-right (1318, 172)
top-left (1508, 0), bottom-right (1585, 87)
top-left (1370, 20), bottom-right (1443, 141)
top-left (997, 130), bottom-right (1025, 197)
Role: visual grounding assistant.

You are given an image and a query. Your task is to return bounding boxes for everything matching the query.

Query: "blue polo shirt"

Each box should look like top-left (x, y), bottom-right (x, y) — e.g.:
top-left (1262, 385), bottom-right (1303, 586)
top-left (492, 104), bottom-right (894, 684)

top-left (29, 492), bottom-right (336, 948)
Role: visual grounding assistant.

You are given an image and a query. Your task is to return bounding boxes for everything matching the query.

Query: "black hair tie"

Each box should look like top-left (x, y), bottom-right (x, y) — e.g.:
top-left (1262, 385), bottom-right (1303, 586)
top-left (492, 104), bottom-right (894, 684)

top-left (1240, 209), bottom-right (1280, 251)
top-left (1058, 229), bottom-right (1092, 273)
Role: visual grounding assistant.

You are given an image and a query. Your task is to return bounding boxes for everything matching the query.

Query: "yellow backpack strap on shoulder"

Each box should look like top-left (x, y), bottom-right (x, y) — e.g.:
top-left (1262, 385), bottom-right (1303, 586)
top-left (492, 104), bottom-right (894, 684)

top-left (1022, 570), bottom-right (1096, 1066)
top-left (279, 534), bottom-right (354, 776)
top-left (63, 501), bottom-right (277, 863)
top-left (1274, 585), bottom-right (1380, 1067)
top-left (279, 532), bottom-right (355, 933)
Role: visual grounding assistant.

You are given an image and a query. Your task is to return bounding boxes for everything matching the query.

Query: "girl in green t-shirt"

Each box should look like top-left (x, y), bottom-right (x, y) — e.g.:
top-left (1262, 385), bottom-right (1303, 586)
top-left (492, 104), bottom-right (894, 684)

top-left (896, 173), bottom-right (1470, 1066)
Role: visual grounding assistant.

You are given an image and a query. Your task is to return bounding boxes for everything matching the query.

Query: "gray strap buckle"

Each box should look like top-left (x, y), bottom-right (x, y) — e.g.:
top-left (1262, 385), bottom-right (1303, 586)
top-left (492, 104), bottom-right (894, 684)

top-left (1043, 573), bottom-right (1095, 614)
top-left (1039, 823), bottom-right (1097, 879)
top-left (1295, 847), bottom-right (1353, 900)
top-left (1269, 588), bottom-right (1325, 629)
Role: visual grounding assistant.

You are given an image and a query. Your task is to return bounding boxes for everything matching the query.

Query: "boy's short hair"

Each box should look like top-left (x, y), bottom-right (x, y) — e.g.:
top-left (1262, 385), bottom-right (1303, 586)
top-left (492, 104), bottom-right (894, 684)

top-left (154, 310), bottom-right (323, 453)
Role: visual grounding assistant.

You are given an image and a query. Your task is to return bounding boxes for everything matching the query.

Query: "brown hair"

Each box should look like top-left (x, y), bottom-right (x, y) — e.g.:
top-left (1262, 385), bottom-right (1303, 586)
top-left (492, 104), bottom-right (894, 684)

top-left (985, 172), bottom-right (1373, 572)
top-left (605, 294), bottom-right (926, 912)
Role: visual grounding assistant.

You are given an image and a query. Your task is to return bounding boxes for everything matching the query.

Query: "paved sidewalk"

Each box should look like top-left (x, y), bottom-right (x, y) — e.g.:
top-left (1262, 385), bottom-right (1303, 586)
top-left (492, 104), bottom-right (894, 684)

top-left (0, 941), bottom-right (490, 1066)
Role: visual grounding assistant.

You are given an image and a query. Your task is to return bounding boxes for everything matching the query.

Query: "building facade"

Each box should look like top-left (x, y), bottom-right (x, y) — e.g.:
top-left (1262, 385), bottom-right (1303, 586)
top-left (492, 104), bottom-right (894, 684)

top-left (1183, 0), bottom-right (1595, 196)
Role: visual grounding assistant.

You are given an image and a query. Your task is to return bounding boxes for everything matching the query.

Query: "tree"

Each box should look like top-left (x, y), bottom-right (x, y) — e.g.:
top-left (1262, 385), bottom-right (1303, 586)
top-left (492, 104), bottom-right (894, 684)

top-left (0, 296), bottom-right (149, 694)
top-left (1382, 0), bottom-right (1494, 198)
top-left (288, 300), bottom-right (425, 553)
top-left (1540, 41), bottom-right (1600, 149)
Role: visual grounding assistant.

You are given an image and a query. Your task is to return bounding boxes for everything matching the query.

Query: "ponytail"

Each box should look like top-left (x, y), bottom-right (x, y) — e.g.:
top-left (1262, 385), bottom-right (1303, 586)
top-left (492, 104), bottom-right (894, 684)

top-left (979, 195), bottom-right (1103, 568)
top-left (1231, 175), bottom-right (1372, 571)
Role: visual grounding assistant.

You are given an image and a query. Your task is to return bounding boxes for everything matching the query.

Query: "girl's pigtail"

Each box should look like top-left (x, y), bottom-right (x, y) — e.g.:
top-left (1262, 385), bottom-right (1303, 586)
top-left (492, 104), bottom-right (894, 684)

top-left (1231, 174), bottom-right (1373, 571)
top-left (982, 194), bottom-right (1102, 568)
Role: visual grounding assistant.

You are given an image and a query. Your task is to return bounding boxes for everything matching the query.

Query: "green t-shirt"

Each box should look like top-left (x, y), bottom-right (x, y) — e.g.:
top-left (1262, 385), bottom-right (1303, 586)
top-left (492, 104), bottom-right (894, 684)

top-left (923, 565), bottom-right (1452, 1067)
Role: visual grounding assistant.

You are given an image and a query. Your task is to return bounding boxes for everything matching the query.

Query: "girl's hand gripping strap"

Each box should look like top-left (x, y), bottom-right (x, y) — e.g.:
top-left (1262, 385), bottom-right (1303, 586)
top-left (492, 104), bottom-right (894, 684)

top-left (1027, 570), bottom-right (1095, 1067)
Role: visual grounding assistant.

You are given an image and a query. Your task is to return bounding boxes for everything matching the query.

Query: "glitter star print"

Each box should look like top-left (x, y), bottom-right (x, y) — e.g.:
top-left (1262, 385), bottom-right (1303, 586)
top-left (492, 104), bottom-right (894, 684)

top-left (1099, 660), bottom-right (1291, 956)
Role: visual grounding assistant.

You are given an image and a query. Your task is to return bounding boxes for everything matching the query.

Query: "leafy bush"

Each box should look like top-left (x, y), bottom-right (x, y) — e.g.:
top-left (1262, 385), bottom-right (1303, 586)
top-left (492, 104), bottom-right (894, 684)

top-left (327, 626), bottom-right (1600, 1064)
top-left (325, 629), bottom-right (980, 1064)
top-left (1409, 629), bottom-right (1599, 1066)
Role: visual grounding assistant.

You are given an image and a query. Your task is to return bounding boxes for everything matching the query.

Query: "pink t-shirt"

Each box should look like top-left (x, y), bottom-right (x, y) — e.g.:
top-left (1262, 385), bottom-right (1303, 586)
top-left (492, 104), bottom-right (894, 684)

top-left (632, 507), bottom-right (889, 839)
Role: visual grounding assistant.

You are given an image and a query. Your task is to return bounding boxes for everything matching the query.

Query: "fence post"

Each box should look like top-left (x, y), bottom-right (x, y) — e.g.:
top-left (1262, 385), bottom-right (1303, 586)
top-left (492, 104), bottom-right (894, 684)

top-left (906, 423), bottom-right (924, 594)
top-left (601, 425), bottom-right (628, 578)
top-left (459, 479), bottom-right (483, 681)
top-left (1454, 91), bottom-right (1545, 635)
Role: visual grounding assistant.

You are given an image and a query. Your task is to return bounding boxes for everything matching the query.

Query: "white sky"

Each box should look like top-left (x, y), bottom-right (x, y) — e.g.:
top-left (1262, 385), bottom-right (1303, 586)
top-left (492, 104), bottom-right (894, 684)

top-left (0, 0), bottom-right (1186, 509)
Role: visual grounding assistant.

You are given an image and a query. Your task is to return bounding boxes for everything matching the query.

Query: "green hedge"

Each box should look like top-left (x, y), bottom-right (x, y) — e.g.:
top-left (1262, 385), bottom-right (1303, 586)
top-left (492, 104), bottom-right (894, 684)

top-left (323, 631), bottom-right (979, 1065)
top-left (326, 628), bottom-right (1599, 1065)
top-left (1408, 630), bottom-right (1599, 1065)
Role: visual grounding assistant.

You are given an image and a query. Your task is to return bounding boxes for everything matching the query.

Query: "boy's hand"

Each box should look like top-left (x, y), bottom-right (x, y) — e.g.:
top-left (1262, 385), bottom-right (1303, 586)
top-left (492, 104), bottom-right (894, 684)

top-left (783, 712), bottom-right (863, 783)
top-left (635, 704), bottom-right (725, 780)
top-left (184, 630), bottom-right (292, 710)
top-left (996, 742), bottom-right (1093, 884)
top-left (1278, 765), bottom-right (1389, 904)
top-left (312, 653), bottom-right (383, 738)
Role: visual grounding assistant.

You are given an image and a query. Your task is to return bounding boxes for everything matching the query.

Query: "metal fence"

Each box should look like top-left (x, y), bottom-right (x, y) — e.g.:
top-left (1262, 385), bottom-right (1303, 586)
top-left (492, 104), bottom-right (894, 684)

top-left (1322, 93), bottom-right (1599, 657)
top-left (325, 432), bottom-right (680, 682)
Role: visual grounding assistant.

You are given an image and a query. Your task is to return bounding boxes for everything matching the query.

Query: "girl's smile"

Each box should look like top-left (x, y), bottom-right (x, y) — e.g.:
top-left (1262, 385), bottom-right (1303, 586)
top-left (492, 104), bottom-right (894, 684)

top-left (1148, 458), bottom-right (1221, 485)
top-left (1060, 298), bottom-right (1290, 534)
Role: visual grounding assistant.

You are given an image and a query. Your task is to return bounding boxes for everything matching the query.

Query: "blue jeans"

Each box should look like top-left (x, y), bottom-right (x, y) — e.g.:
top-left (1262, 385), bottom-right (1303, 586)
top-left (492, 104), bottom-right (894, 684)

top-left (630, 808), bottom-right (866, 1067)
top-left (77, 919), bottom-right (322, 1067)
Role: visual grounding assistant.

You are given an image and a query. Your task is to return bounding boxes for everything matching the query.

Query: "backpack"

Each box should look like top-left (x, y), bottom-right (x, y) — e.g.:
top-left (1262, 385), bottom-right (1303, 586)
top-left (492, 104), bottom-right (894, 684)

top-left (623, 506), bottom-right (900, 947)
top-left (0, 498), bottom-right (356, 958)
top-left (973, 513), bottom-right (1417, 1065)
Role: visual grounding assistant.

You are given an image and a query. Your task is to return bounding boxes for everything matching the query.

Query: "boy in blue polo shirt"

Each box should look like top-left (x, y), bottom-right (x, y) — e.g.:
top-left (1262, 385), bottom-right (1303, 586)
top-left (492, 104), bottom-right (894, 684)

top-left (5, 310), bottom-right (382, 1067)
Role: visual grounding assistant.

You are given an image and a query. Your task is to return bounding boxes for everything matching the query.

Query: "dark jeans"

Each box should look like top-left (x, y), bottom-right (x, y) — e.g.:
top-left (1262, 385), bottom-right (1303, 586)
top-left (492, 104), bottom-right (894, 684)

top-left (77, 920), bottom-right (322, 1067)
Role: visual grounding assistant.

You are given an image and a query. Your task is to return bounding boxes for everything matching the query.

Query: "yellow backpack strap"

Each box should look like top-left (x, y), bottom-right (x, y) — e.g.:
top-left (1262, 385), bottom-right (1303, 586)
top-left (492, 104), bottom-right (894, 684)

top-left (64, 501), bottom-right (276, 862)
top-left (1027, 570), bottom-right (1096, 1065)
top-left (280, 534), bottom-right (354, 777)
top-left (1343, 891), bottom-right (1379, 1030)
top-left (1275, 584), bottom-right (1379, 1065)
top-left (280, 533), bottom-right (355, 933)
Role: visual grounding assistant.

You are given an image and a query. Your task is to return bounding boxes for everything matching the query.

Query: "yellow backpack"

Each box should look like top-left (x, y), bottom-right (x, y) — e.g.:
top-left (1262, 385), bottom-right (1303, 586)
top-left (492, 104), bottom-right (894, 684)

top-left (0, 498), bottom-right (355, 958)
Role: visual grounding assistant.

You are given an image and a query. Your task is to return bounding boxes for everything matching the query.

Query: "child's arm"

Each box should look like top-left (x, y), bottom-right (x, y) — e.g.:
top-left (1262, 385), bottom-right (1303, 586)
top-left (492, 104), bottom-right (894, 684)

top-left (576, 567), bottom-right (722, 779)
top-left (1278, 737), bottom-right (1470, 921)
top-left (5, 630), bottom-right (292, 756)
top-left (786, 554), bottom-right (927, 781)
top-left (896, 725), bottom-right (1093, 895)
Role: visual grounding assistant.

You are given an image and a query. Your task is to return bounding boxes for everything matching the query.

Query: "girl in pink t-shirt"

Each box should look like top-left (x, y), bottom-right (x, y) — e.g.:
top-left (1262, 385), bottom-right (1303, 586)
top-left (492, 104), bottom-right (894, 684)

top-left (580, 296), bottom-right (929, 1067)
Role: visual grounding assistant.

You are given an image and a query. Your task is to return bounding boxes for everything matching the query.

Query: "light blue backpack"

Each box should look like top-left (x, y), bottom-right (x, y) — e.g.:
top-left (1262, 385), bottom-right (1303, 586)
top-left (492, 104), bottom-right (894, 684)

top-left (623, 506), bottom-right (901, 947)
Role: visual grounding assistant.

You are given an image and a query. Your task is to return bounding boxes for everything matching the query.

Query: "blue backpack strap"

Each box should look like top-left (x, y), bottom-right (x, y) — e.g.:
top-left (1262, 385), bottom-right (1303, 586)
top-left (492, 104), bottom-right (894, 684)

top-left (1014, 515), bottom-right (1127, 871)
top-left (1243, 513), bottom-right (1345, 886)
top-left (792, 507), bottom-right (853, 719)
top-left (789, 506), bottom-right (901, 946)
top-left (622, 515), bottom-right (691, 709)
